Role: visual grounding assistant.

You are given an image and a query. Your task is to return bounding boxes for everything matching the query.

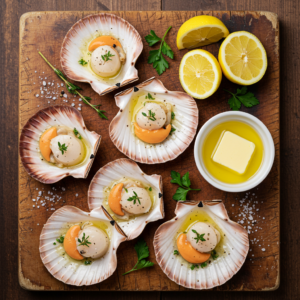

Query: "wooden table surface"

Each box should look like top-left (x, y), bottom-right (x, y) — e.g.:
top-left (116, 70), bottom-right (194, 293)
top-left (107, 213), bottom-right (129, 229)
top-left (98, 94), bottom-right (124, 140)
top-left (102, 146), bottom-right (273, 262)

top-left (1, 0), bottom-right (299, 299)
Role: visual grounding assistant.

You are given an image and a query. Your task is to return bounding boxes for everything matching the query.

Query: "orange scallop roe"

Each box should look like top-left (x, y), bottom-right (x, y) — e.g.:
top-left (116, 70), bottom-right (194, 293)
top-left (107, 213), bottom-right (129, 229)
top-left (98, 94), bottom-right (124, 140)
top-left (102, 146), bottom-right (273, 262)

top-left (176, 233), bottom-right (210, 264)
top-left (88, 36), bottom-right (122, 52)
top-left (39, 127), bottom-right (57, 161)
top-left (63, 225), bottom-right (84, 260)
top-left (134, 123), bottom-right (171, 144)
top-left (108, 183), bottom-right (124, 216)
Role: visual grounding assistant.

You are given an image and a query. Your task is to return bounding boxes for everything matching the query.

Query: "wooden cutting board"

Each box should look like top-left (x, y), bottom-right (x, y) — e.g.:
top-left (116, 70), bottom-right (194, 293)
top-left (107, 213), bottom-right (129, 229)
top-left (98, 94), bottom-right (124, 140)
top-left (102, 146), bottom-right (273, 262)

top-left (19, 11), bottom-right (279, 291)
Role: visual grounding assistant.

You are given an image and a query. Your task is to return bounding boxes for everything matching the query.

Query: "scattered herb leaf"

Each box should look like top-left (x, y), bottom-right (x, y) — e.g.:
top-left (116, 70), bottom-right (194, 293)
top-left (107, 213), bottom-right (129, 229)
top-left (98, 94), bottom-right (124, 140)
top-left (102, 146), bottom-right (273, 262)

top-left (78, 58), bottom-right (88, 66)
top-left (77, 233), bottom-right (91, 247)
top-left (169, 124), bottom-right (176, 135)
top-left (171, 111), bottom-right (175, 120)
top-left (53, 242), bottom-right (56, 245)
top-left (211, 250), bottom-right (219, 260)
top-left (84, 260), bottom-right (92, 265)
top-left (56, 236), bottom-right (64, 243)
top-left (224, 87), bottom-right (259, 111)
top-left (192, 229), bottom-right (206, 243)
top-left (73, 128), bottom-right (82, 139)
top-left (201, 262), bottom-right (207, 268)
top-left (142, 109), bottom-right (156, 121)
top-left (58, 142), bottom-right (68, 155)
top-left (124, 187), bottom-right (128, 193)
top-left (101, 51), bottom-right (115, 62)
top-left (123, 239), bottom-right (154, 275)
top-left (173, 250), bottom-right (179, 255)
top-left (148, 187), bottom-right (152, 191)
top-left (127, 191), bottom-right (141, 205)
top-left (145, 93), bottom-right (155, 100)
top-left (170, 171), bottom-right (201, 201)
top-left (191, 264), bottom-right (199, 270)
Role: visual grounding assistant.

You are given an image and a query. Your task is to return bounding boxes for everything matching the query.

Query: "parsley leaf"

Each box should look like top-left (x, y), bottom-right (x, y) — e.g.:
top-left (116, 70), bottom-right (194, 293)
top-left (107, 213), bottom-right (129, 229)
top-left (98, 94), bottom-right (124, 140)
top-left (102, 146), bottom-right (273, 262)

top-left (173, 250), bottom-right (179, 255)
top-left (153, 54), bottom-right (169, 75)
top-left (225, 87), bottom-right (259, 110)
top-left (145, 30), bottom-right (161, 46)
top-left (56, 236), bottom-right (64, 243)
top-left (201, 262), bottom-right (207, 268)
top-left (161, 41), bottom-right (174, 59)
top-left (148, 49), bottom-right (160, 64)
top-left (170, 171), bottom-right (201, 201)
top-left (123, 239), bottom-right (154, 275)
top-left (78, 58), bottom-right (88, 66)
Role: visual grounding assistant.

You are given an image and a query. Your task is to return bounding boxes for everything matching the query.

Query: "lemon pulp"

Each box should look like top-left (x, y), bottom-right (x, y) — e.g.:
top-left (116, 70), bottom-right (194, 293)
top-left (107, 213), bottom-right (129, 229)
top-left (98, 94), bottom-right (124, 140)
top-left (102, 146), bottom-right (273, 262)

top-left (201, 121), bottom-right (264, 184)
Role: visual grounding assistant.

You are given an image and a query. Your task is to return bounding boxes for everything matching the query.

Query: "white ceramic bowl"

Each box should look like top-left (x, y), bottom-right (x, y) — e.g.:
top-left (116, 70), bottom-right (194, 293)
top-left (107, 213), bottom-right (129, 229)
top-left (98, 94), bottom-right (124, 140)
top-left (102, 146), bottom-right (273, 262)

top-left (194, 111), bottom-right (275, 192)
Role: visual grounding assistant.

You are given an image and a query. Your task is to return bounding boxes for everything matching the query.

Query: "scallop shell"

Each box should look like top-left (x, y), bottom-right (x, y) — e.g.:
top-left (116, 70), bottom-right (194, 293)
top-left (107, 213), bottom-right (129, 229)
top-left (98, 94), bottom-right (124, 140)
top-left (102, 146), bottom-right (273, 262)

top-left (153, 200), bottom-right (249, 289)
top-left (19, 106), bottom-right (101, 184)
top-left (88, 158), bottom-right (164, 240)
top-left (39, 205), bottom-right (127, 286)
top-left (109, 77), bottom-right (199, 164)
top-left (60, 13), bottom-right (143, 96)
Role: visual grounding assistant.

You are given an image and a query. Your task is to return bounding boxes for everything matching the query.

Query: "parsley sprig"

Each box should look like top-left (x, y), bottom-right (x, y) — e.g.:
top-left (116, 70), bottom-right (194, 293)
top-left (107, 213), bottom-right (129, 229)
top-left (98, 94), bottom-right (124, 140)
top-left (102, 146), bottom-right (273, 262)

top-left (38, 52), bottom-right (107, 120)
top-left (127, 191), bottom-right (141, 205)
top-left (146, 27), bottom-right (174, 75)
top-left (73, 128), bottom-right (82, 139)
top-left (78, 58), bottom-right (88, 66)
top-left (192, 229), bottom-right (206, 243)
top-left (77, 233), bottom-right (91, 247)
top-left (170, 171), bottom-right (201, 201)
top-left (58, 142), bottom-right (68, 155)
top-left (225, 87), bottom-right (259, 111)
top-left (142, 110), bottom-right (156, 121)
top-left (123, 239), bottom-right (154, 275)
top-left (101, 51), bottom-right (115, 63)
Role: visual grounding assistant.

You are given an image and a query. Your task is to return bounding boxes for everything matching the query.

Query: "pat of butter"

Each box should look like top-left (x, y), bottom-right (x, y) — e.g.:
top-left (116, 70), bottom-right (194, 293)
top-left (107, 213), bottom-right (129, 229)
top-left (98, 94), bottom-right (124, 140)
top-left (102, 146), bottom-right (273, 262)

top-left (212, 131), bottom-right (255, 174)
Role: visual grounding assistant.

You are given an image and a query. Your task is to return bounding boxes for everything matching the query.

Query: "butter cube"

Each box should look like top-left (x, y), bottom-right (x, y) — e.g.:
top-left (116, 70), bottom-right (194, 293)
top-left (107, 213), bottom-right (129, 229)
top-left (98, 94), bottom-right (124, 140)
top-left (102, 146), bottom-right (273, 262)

top-left (212, 131), bottom-right (255, 174)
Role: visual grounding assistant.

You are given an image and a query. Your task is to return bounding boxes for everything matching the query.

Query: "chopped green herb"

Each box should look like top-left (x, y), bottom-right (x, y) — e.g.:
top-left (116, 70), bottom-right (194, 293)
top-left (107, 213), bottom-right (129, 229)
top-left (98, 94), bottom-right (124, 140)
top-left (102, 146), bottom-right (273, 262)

top-left (148, 187), bottom-right (152, 191)
top-left (124, 187), bottom-right (128, 193)
top-left (123, 239), bottom-right (154, 275)
top-left (73, 128), bottom-right (82, 139)
top-left (142, 110), bottom-right (156, 121)
top-left (201, 262), bottom-right (207, 268)
top-left (127, 191), bottom-right (141, 205)
top-left (225, 87), bottom-right (259, 111)
top-left (53, 242), bottom-right (57, 245)
top-left (171, 111), bottom-right (175, 120)
top-left (84, 260), bottom-right (92, 265)
top-left (211, 250), bottom-right (219, 260)
top-left (173, 250), bottom-right (179, 255)
top-left (78, 58), bottom-right (88, 66)
top-left (87, 52), bottom-right (92, 56)
top-left (38, 52), bottom-right (107, 120)
top-left (169, 124), bottom-right (176, 135)
top-left (145, 93), bottom-right (155, 100)
top-left (56, 236), bottom-right (64, 244)
top-left (58, 142), bottom-right (68, 155)
top-left (101, 51), bottom-right (115, 62)
top-left (192, 229), bottom-right (206, 243)
top-left (77, 233), bottom-right (91, 247)
top-left (191, 264), bottom-right (199, 270)
top-left (170, 171), bottom-right (201, 201)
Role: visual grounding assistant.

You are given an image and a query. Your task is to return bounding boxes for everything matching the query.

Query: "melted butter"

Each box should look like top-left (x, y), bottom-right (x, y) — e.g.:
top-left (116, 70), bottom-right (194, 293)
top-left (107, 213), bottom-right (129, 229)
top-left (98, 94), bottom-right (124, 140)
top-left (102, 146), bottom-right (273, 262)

top-left (103, 177), bottom-right (157, 222)
top-left (79, 32), bottom-right (124, 84)
top-left (38, 125), bottom-right (90, 169)
top-left (174, 209), bottom-right (227, 268)
top-left (55, 220), bottom-right (111, 270)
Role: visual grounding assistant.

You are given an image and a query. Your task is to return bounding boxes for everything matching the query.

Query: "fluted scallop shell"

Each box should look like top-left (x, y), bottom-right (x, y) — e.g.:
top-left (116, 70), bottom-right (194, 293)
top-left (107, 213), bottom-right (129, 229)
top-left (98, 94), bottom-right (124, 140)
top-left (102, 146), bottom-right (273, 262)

top-left (109, 78), bottom-right (199, 164)
top-left (154, 200), bottom-right (249, 290)
top-left (19, 106), bottom-right (101, 184)
top-left (88, 158), bottom-right (164, 240)
top-left (39, 205), bottom-right (127, 286)
top-left (60, 13), bottom-right (143, 96)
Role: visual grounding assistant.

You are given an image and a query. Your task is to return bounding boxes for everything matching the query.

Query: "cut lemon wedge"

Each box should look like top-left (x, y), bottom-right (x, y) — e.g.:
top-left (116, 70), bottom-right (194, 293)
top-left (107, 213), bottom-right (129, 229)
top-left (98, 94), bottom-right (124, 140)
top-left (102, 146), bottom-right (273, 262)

top-left (177, 15), bottom-right (229, 50)
top-left (218, 31), bottom-right (268, 85)
top-left (179, 49), bottom-right (222, 99)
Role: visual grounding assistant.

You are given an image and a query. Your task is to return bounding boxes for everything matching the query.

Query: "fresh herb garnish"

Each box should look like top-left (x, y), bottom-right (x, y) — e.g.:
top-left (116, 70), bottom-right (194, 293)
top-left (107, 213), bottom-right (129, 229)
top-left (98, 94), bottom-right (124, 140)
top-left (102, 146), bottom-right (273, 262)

top-left (201, 262), bottom-right (207, 268)
top-left (191, 264), bottom-right (199, 270)
top-left (211, 250), bottom-right (219, 260)
top-left (53, 242), bottom-right (56, 245)
top-left (123, 239), bottom-right (154, 275)
top-left (192, 229), bottom-right (206, 243)
top-left (127, 191), bottom-right (141, 205)
top-left (124, 187), bottom-right (128, 193)
top-left (173, 250), bottom-right (179, 255)
top-left (78, 58), bottom-right (88, 66)
top-left (145, 93), bottom-right (155, 100)
top-left (73, 128), bottom-right (82, 139)
top-left (142, 110), bottom-right (156, 121)
top-left (77, 233), bottom-right (91, 247)
top-left (38, 52), bottom-right (107, 120)
top-left (101, 51), bottom-right (115, 63)
top-left (84, 260), bottom-right (92, 265)
top-left (170, 171), bottom-right (201, 201)
top-left (148, 187), bottom-right (152, 191)
top-left (224, 87), bottom-right (259, 111)
top-left (146, 26), bottom-right (174, 75)
top-left (58, 142), bottom-right (68, 155)
top-left (171, 111), bottom-right (175, 120)
top-left (169, 124), bottom-right (176, 135)
top-left (56, 236), bottom-right (64, 243)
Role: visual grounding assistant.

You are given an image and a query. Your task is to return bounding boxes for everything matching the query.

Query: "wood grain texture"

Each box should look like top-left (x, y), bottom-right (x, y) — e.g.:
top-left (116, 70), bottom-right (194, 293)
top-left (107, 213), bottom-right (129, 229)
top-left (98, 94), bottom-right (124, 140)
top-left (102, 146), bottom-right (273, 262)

top-left (0, 0), bottom-right (299, 299)
top-left (19, 10), bottom-right (279, 292)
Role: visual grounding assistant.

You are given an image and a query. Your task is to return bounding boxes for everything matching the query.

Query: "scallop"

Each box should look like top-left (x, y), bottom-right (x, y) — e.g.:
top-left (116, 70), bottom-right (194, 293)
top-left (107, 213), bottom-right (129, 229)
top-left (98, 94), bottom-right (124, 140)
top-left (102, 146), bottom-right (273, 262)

top-left (153, 200), bottom-right (249, 289)
top-left (60, 13), bottom-right (143, 96)
top-left (88, 158), bottom-right (164, 240)
top-left (19, 106), bottom-right (101, 184)
top-left (109, 77), bottom-right (199, 164)
top-left (39, 205), bottom-right (127, 286)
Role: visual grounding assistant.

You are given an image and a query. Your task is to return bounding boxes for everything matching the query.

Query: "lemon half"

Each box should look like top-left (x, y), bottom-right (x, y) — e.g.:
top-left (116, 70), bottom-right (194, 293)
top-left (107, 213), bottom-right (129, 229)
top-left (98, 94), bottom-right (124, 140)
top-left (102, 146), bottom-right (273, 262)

top-left (179, 49), bottom-right (222, 99)
top-left (218, 31), bottom-right (268, 85)
top-left (177, 15), bottom-right (229, 50)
